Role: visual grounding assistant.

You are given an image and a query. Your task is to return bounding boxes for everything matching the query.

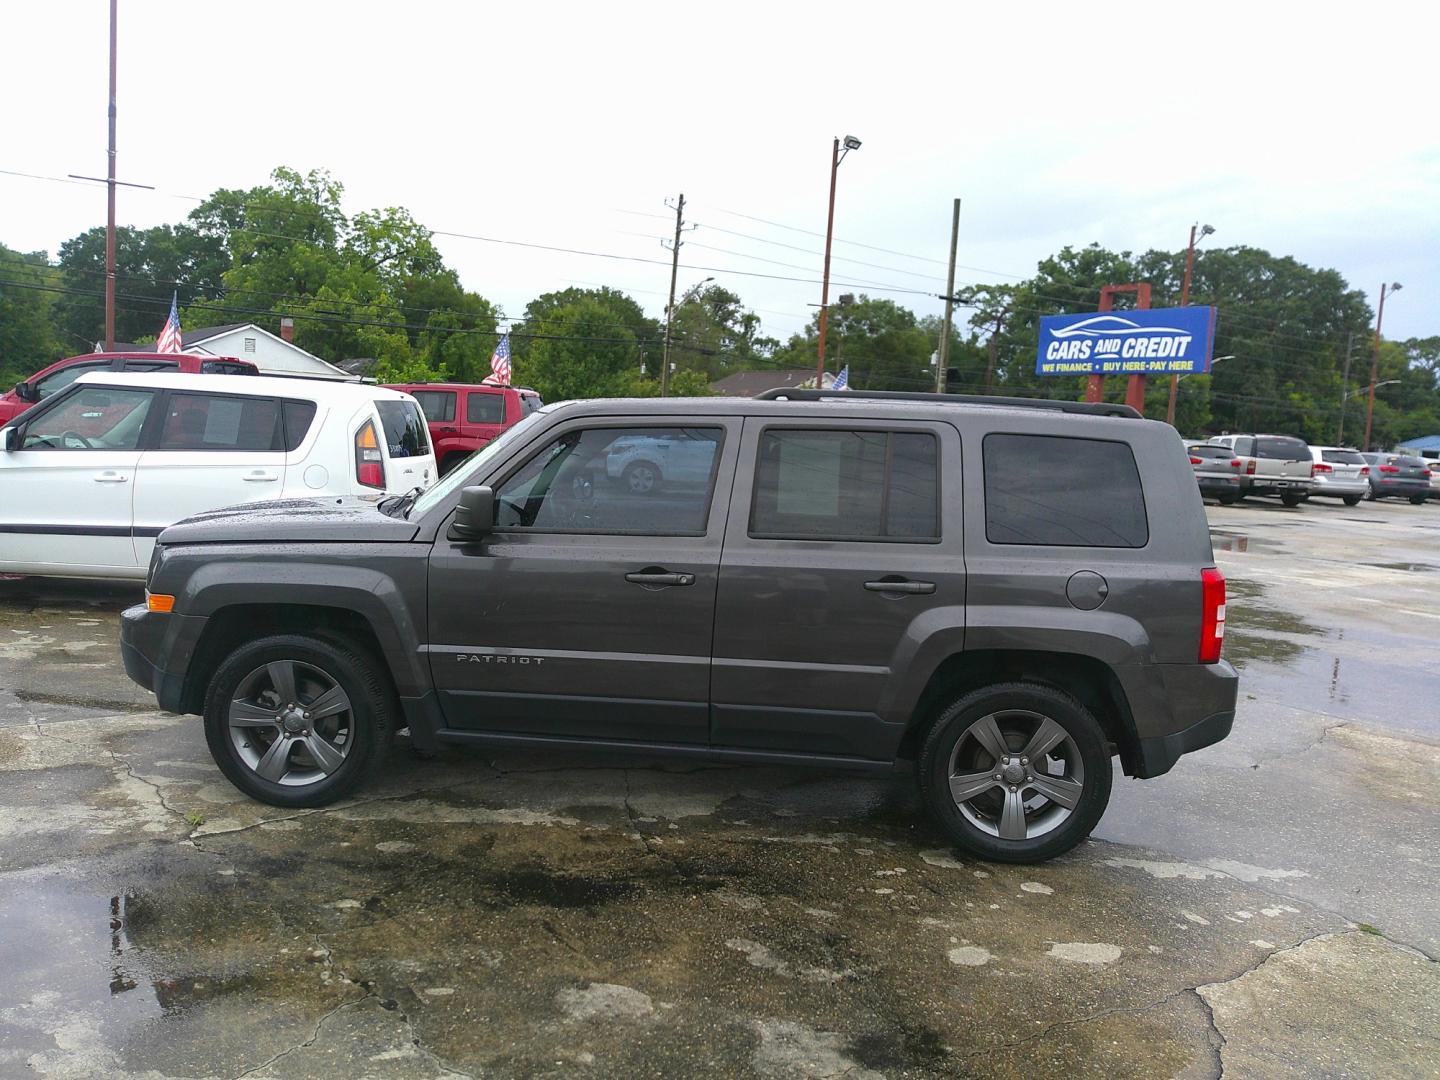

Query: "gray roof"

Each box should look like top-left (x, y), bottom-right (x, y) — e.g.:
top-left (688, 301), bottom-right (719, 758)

top-left (103, 324), bottom-right (254, 353)
top-left (709, 369), bottom-right (822, 397)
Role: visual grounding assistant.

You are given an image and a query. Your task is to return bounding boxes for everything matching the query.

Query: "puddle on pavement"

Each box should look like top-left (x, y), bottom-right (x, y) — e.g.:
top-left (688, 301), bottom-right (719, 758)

top-left (1362, 562), bottom-right (1438, 573)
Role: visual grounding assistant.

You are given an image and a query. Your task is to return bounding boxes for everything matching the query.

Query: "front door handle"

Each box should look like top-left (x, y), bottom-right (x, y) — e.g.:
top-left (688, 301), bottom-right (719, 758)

top-left (625, 570), bottom-right (696, 588)
top-left (864, 579), bottom-right (936, 595)
top-left (243, 471), bottom-right (279, 482)
top-left (93, 471), bottom-right (128, 483)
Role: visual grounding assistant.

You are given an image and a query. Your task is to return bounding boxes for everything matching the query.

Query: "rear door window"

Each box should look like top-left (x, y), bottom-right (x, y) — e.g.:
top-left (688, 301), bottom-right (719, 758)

top-left (1255, 436), bottom-right (1309, 460)
top-left (376, 400), bottom-right (430, 458)
top-left (412, 390), bottom-right (456, 423)
top-left (467, 392), bottom-right (507, 424)
top-left (983, 433), bottom-right (1148, 547)
top-left (156, 393), bottom-right (282, 451)
top-left (750, 429), bottom-right (940, 541)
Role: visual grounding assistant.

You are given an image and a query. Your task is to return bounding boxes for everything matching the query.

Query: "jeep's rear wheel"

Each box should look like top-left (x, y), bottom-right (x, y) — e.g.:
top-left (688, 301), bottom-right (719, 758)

top-left (203, 634), bottom-right (391, 808)
top-left (918, 683), bottom-right (1111, 863)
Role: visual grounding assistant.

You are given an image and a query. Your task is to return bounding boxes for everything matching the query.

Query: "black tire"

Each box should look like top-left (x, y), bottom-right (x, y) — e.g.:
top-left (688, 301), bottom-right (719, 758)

top-left (1280, 492), bottom-right (1304, 507)
top-left (1343, 495), bottom-right (1362, 506)
top-left (917, 682), bottom-right (1112, 863)
top-left (621, 460), bottom-right (663, 495)
top-left (203, 633), bottom-right (393, 808)
top-left (1410, 496), bottom-right (1427, 505)
top-left (1217, 495), bottom-right (1239, 506)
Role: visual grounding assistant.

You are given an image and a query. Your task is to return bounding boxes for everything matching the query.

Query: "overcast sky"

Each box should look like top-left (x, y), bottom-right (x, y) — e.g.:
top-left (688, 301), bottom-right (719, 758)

top-left (3, 1), bottom-right (1435, 345)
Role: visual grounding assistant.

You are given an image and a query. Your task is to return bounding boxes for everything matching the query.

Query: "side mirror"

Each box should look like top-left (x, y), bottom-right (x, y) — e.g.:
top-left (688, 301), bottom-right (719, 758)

top-left (0, 427), bottom-right (17, 451)
top-left (448, 485), bottom-right (495, 541)
top-left (14, 381), bottom-right (37, 403)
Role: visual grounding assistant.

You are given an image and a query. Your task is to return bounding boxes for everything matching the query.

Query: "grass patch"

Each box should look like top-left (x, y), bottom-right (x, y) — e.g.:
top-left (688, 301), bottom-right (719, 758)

top-left (1356, 922), bottom-right (1384, 936)
top-left (185, 809), bottom-right (206, 828)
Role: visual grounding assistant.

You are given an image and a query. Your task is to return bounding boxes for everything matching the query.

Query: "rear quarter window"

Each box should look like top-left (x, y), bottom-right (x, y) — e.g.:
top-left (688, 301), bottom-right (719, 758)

top-left (983, 433), bottom-right (1148, 548)
top-left (375, 400), bottom-right (430, 458)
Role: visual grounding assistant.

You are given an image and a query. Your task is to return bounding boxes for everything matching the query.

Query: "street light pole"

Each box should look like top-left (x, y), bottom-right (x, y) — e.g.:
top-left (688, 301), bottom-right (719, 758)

top-left (1166, 223), bottom-right (1213, 425)
top-left (1362, 282), bottom-right (1402, 450)
top-left (660, 193), bottom-right (686, 398)
top-left (816, 135), bottom-right (860, 386)
top-left (104, 0), bottom-right (117, 351)
top-left (935, 198), bottom-right (961, 393)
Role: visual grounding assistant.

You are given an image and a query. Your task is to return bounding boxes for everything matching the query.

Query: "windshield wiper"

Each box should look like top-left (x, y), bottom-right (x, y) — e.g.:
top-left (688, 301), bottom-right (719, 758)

top-left (379, 486), bottom-right (425, 518)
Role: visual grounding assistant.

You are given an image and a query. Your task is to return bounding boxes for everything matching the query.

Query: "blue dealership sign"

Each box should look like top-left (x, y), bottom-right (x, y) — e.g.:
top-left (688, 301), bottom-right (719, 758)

top-left (1035, 306), bottom-right (1217, 376)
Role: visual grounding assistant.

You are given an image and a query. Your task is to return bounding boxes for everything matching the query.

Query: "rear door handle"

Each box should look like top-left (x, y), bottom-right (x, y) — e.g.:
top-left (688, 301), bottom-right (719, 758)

top-left (625, 570), bottom-right (696, 587)
top-left (864, 579), bottom-right (936, 595)
top-left (243, 471), bottom-right (279, 482)
top-left (93, 471), bottom-right (128, 483)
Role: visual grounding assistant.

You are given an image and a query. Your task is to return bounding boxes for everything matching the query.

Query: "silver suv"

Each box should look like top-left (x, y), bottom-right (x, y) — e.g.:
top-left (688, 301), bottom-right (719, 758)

top-left (1208, 433), bottom-right (1314, 506)
top-left (1306, 446), bottom-right (1370, 506)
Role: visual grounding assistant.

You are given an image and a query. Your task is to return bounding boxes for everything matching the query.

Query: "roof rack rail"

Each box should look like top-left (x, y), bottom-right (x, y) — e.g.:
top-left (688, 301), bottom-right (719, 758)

top-left (753, 387), bottom-right (1142, 418)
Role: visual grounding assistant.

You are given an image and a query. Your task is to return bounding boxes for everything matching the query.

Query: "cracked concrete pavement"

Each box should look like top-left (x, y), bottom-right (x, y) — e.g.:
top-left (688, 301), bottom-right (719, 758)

top-left (1, 500), bottom-right (1438, 1078)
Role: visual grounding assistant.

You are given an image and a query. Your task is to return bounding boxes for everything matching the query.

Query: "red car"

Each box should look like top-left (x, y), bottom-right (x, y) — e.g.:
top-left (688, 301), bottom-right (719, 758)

top-left (0, 352), bottom-right (259, 427)
top-left (385, 382), bottom-right (543, 475)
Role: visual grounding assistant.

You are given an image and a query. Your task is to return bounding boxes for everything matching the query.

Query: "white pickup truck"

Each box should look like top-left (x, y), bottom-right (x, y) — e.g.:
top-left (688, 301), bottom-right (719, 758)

top-left (1208, 433), bottom-right (1314, 506)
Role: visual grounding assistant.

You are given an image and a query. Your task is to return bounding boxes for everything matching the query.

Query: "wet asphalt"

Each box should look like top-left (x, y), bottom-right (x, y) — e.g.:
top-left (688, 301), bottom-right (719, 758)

top-left (0, 499), bottom-right (1437, 1078)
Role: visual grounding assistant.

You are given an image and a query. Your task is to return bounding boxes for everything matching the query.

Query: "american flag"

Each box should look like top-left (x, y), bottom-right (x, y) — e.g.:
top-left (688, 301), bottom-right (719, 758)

top-left (832, 365), bottom-right (850, 390)
top-left (155, 293), bottom-right (183, 353)
top-left (484, 333), bottom-right (512, 386)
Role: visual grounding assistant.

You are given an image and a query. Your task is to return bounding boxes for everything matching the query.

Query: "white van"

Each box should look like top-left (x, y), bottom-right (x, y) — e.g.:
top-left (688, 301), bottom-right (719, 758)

top-left (0, 372), bottom-right (434, 580)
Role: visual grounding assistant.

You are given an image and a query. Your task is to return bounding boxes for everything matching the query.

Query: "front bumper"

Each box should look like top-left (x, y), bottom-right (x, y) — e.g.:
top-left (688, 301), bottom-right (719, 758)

top-left (120, 604), bottom-right (208, 713)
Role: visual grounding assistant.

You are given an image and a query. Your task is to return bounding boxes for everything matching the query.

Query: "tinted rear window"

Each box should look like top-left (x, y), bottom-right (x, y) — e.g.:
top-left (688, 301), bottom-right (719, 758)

top-left (200, 361), bottom-right (257, 375)
top-left (467, 392), bottom-right (506, 424)
top-left (520, 393), bottom-right (543, 415)
top-left (984, 434), bottom-right (1148, 547)
top-left (1188, 445), bottom-right (1232, 459)
top-left (1321, 449), bottom-right (1365, 465)
top-left (1255, 436), bottom-right (1308, 460)
top-left (282, 400), bottom-right (317, 451)
top-left (1395, 456), bottom-right (1427, 468)
top-left (411, 390), bottom-right (456, 423)
top-left (375, 400), bottom-right (429, 458)
top-left (156, 393), bottom-right (281, 451)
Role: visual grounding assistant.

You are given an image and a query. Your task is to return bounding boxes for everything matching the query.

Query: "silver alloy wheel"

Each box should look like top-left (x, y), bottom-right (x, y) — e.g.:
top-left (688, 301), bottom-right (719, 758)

top-left (625, 463), bottom-right (658, 493)
top-left (946, 709), bottom-right (1085, 841)
top-left (227, 660), bottom-right (354, 787)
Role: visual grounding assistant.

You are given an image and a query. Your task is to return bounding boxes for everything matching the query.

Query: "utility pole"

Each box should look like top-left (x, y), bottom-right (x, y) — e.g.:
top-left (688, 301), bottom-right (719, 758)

top-left (1167, 223), bottom-right (1214, 426)
top-left (935, 198), bottom-right (961, 393)
top-left (659, 193), bottom-right (686, 398)
top-left (1336, 332), bottom-right (1355, 445)
top-left (69, 0), bottom-right (152, 351)
top-left (1362, 282), bottom-right (1402, 451)
top-left (814, 135), bottom-right (861, 387)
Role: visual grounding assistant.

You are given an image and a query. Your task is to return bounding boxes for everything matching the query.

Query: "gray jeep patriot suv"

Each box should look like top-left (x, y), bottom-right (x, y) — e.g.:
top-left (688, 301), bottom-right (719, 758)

top-left (121, 388), bottom-right (1237, 863)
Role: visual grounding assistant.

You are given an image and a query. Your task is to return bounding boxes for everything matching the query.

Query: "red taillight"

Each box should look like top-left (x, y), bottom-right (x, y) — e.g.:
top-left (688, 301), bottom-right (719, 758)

top-left (1189, 456), bottom-right (1203, 465)
top-left (1246, 460), bottom-right (1257, 475)
top-left (1379, 464), bottom-right (1400, 474)
top-left (355, 420), bottom-right (385, 489)
top-left (1200, 567), bottom-right (1226, 664)
top-left (1229, 459), bottom-right (1241, 469)
top-left (1313, 462), bottom-right (1332, 473)
top-left (1360, 466), bottom-right (1369, 476)
top-left (1308, 463), bottom-right (1316, 478)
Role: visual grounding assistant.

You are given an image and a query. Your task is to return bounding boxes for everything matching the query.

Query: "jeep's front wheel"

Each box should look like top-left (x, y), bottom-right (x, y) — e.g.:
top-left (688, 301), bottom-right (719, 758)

top-left (202, 634), bottom-right (392, 808)
top-left (918, 683), bottom-right (1111, 863)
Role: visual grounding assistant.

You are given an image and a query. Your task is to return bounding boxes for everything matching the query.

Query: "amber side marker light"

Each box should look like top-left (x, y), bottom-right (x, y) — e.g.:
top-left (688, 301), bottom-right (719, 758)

top-left (146, 592), bottom-right (175, 613)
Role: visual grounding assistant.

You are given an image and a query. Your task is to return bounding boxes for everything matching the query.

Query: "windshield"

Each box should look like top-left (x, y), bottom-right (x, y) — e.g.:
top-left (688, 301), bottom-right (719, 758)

top-left (406, 410), bottom-right (547, 519)
top-left (1255, 436), bottom-right (1308, 460)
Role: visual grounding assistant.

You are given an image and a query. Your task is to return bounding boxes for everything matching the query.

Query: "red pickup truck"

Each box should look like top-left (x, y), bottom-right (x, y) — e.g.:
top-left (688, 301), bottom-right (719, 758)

top-left (384, 382), bottom-right (542, 475)
top-left (0, 352), bottom-right (259, 427)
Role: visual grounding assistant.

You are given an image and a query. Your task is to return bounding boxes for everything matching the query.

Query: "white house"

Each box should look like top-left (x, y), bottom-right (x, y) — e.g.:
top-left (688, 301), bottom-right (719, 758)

top-left (107, 320), bottom-right (357, 381)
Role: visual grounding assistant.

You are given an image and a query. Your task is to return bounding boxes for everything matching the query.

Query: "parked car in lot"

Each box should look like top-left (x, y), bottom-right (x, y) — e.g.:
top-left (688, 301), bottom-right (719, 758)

top-left (121, 388), bottom-right (1237, 864)
top-left (1186, 443), bottom-right (1243, 504)
top-left (0, 351), bottom-right (258, 427)
top-left (385, 382), bottom-right (542, 477)
top-left (1207, 433), bottom-right (1314, 506)
top-left (1306, 446), bottom-right (1370, 506)
top-left (0, 373), bottom-right (433, 580)
top-left (1359, 452), bottom-right (1432, 504)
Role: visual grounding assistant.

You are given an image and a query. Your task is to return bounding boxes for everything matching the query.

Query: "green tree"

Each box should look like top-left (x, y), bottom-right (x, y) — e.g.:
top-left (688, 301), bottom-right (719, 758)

top-left (519, 297), bottom-right (642, 401)
top-left (0, 243), bottom-right (63, 384)
top-left (773, 295), bottom-right (938, 391)
top-left (668, 283), bottom-right (779, 383)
